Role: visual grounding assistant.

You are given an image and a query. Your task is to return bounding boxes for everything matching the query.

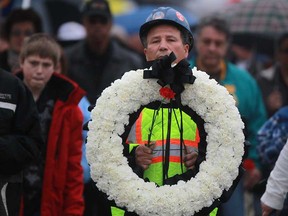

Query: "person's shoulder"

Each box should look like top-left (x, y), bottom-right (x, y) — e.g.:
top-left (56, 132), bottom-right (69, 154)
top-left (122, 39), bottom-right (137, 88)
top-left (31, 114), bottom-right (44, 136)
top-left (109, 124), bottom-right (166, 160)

top-left (0, 51), bottom-right (11, 72)
top-left (111, 39), bottom-right (144, 65)
top-left (50, 73), bottom-right (85, 102)
top-left (226, 62), bottom-right (257, 83)
top-left (0, 70), bottom-right (32, 106)
top-left (51, 72), bottom-right (79, 89)
top-left (0, 67), bottom-right (12, 78)
top-left (0, 68), bottom-right (22, 85)
top-left (274, 106), bottom-right (288, 119)
top-left (188, 57), bottom-right (196, 67)
top-left (226, 62), bottom-right (249, 75)
top-left (64, 40), bottom-right (84, 57)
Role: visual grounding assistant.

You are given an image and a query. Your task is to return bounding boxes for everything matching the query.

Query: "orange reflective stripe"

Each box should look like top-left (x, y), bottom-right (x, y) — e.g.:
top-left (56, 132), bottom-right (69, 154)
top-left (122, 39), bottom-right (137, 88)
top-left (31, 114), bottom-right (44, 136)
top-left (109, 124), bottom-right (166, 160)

top-left (152, 157), bottom-right (163, 163)
top-left (194, 128), bottom-right (200, 145)
top-left (131, 139), bottom-right (198, 148)
top-left (132, 108), bottom-right (200, 146)
top-left (171, 139), bottom-right (198, 148)
top-left (135, 111), bottom-right (143, 144)
top-left (152, 156), bottom-right (183, 163)
top-left (169, 156), bottom-right (183, 163)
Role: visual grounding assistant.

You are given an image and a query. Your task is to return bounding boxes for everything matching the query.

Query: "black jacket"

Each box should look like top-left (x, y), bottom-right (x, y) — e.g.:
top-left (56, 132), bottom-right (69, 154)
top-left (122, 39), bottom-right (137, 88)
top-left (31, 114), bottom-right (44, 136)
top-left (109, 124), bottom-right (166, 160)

top-left (0, 51), bottom-right (11, 72)
top-left (0, 68), bottom-right (42, 178)
top-left (65, 38), bottom-right (144, 104)
top-left (0, 68), bottom-right (42, 215)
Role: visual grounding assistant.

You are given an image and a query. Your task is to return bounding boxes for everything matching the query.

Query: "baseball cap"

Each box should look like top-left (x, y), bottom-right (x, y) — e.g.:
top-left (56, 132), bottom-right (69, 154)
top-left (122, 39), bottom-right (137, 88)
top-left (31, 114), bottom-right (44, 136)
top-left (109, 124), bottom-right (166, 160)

top-left (81, 0), bottom-right (112, 19)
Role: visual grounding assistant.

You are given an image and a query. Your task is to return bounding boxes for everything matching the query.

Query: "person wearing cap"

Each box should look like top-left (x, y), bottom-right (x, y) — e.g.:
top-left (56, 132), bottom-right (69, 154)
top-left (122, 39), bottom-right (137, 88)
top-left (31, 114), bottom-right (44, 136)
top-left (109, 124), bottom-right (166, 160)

top-left (189, 16), bottom-right (267, 216)
top-left (65, 1), bottom-right (144, 215)
top-left (65, 0), bottom-right (144, 105)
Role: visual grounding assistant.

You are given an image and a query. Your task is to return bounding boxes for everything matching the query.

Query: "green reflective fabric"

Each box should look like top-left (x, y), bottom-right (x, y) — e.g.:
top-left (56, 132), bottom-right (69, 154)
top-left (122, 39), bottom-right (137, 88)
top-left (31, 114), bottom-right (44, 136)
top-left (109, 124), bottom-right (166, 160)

top-left (111, 206), bottom-right (125, 216)
top-left (210, 207), bottom-right (218, 216)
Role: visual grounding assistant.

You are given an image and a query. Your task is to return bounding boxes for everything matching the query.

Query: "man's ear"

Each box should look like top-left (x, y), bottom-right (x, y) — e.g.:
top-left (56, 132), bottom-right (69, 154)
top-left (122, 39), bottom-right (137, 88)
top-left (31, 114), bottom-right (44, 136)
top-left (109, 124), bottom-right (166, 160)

top-left (183, 44), bottom-right (189, 58)
top-left (184, 44), bottom-right (189, 53)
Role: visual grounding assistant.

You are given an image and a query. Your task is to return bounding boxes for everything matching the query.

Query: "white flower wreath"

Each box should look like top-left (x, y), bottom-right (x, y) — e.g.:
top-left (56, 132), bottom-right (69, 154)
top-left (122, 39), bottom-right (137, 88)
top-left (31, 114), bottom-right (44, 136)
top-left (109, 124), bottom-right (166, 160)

top-left (86, 67), bottom-right (245, 216)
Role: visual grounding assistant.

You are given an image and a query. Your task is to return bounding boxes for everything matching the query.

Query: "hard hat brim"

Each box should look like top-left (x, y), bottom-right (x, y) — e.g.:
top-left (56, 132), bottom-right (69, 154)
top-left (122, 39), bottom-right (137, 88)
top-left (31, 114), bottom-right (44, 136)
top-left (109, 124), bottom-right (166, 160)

top-left (139, 19), bottom-right (194, 51)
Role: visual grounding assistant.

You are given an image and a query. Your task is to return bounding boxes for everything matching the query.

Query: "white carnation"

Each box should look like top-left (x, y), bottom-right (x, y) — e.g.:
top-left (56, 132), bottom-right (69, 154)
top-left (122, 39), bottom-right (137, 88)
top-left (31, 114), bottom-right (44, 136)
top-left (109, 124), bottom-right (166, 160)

top-left (86, 67), bottom-right (245, 216)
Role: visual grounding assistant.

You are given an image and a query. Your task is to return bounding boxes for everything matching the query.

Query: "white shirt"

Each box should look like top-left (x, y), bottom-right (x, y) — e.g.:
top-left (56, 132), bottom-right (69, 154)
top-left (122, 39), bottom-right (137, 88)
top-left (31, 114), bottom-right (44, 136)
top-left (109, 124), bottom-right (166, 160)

top-left (261, 140), bottom-right (288, 210)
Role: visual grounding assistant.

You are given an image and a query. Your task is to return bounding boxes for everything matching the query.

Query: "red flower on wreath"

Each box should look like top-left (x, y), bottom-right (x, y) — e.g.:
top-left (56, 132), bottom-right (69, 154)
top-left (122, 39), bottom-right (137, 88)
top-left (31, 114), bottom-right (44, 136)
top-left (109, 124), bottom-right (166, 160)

top-left (159, 87), bottom-right (176, 99)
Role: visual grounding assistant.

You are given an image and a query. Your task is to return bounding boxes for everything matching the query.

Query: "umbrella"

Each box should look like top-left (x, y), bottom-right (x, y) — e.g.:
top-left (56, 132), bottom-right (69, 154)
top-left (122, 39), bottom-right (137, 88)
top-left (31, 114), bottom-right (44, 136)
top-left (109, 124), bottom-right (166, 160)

top-left (220, 0), bottom-right (288, 56)
top-left (114, 5), bottom-right (198, 35)
top-left (222, 0), bottom-right (288, 37)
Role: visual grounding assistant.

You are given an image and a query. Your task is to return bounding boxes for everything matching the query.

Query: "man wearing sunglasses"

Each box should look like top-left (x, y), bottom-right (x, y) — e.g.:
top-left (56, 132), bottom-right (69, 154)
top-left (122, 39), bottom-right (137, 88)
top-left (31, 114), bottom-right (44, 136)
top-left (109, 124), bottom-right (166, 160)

top-left (65, 1), bottom-right (144, 216)
top-left (65, 0), bottom-right (144, 106)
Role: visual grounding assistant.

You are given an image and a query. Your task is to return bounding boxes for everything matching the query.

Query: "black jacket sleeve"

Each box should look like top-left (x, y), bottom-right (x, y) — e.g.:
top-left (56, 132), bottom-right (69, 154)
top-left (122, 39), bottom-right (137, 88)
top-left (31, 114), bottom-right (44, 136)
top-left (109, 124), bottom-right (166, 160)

top-left (0, 72), bottom-right (43, 175)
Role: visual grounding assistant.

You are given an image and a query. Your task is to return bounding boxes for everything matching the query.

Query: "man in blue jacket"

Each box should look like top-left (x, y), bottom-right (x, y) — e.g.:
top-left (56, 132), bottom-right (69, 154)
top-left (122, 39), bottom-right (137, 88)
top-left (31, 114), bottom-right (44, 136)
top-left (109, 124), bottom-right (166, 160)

top-left (189, 16), bottom-right (267, 216)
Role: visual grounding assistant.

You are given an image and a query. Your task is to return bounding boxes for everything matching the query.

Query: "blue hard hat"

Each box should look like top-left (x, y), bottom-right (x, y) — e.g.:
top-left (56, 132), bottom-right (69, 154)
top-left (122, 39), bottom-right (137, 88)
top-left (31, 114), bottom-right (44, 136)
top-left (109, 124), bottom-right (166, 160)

top-left (139, 7), bottom-right (194, 51)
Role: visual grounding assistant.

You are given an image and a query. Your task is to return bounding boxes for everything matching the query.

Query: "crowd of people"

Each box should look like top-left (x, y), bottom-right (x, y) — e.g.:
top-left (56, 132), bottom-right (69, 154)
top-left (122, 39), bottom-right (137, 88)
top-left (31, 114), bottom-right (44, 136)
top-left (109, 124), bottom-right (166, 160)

top-left (0, 0), bottom-right (288, 216)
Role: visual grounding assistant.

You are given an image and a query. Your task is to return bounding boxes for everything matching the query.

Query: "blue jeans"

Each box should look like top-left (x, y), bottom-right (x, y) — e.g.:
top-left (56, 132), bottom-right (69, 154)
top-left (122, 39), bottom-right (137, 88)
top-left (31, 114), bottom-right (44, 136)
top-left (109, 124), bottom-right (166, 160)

top-left (220, 177), bottom-right (244, 216)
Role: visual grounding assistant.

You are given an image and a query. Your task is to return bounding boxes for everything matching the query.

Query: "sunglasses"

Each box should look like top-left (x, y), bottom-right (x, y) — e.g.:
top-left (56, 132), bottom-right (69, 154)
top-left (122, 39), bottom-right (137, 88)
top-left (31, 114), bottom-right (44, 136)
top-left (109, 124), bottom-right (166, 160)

top-left (11, 29), bottom-right (34, 37)
top-left (88, 16), bottom-right (109, 25)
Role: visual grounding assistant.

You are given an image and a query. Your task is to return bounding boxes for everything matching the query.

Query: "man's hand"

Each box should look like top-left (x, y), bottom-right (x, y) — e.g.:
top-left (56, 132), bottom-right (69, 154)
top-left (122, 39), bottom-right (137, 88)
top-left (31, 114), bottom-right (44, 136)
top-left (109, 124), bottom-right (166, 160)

top-left (244, 167), bottom-right (262, 190)
top-left (261, 202), bottom-right (278, 216)
top-left (183, 150), bottom-right (198, 170)
top-left (135, 145), bottom-right (154, 170)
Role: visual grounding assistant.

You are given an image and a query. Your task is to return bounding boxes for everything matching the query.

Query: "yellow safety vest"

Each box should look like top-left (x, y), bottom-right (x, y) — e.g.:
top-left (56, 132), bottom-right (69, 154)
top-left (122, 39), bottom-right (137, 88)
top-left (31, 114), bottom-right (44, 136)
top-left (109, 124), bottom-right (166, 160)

top-left (127, 107), bottom-right (199, 185)
top-left (111, 107), bottom-right (217, 216)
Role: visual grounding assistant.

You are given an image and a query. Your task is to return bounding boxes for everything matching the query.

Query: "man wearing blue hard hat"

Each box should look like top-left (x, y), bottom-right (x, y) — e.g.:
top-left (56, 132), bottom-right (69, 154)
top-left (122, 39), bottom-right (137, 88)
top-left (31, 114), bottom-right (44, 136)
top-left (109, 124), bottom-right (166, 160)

top-left (139, 7), bottom-right (194, 63)
top-left (111, 7), bottom-right (218, 216)
top-left (92, 7), bottom-right (240, 216)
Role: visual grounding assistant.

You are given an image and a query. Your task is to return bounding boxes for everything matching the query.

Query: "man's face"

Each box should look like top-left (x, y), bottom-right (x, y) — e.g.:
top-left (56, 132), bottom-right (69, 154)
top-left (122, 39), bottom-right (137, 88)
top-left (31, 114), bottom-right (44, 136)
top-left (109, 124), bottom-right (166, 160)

top-left (9, 22), bottom-right (35, 53)
top-left (196, 26), bottom-right (228, 69)
top-left (144, 25), bottom-right (189, 64)
top-left (21, 55), bottom-right (55, 91)
top-left (83, 15), bottom-right (112, 44)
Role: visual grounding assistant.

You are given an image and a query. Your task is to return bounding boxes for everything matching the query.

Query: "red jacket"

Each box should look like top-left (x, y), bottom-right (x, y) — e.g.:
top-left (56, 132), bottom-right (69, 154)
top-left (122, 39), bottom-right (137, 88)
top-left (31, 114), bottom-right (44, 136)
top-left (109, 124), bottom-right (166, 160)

top-left (41, 73), bottom-right (85, 216)
top-left (17, 72), bottom-right (85, 216)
